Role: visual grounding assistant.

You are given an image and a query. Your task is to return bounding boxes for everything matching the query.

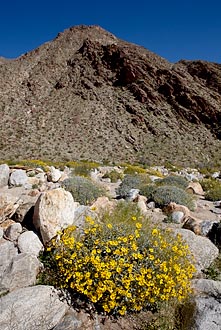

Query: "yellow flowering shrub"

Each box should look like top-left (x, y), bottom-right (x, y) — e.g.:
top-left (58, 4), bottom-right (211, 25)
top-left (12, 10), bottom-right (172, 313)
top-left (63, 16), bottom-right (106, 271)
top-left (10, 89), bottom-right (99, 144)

top-left (41, 217), bottom-right (195, 317)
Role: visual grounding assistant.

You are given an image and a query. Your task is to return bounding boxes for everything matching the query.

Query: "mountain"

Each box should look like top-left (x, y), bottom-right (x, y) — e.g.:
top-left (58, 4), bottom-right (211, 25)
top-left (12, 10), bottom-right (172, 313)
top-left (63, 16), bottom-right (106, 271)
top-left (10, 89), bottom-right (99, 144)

top-left (0, 25), bottom-right (221, 167)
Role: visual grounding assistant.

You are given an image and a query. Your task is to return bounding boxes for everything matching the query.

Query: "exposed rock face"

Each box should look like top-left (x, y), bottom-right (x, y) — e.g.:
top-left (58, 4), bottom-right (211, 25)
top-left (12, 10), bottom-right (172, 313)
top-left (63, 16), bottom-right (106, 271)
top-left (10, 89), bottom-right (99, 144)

top-left (33, 188), bottom-right (79, 243)
top-left (0, 285), bottom-right (68, 330)
top-left (0, 25), bottom-right (221, 165)
top-left (9, 169), bottom-right (28, 186)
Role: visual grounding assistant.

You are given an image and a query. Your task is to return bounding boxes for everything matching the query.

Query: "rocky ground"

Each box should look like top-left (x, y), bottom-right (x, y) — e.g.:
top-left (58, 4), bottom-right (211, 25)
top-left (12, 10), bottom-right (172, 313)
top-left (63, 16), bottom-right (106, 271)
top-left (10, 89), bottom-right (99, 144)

top-left (0, 163), bottom-right (221, 329)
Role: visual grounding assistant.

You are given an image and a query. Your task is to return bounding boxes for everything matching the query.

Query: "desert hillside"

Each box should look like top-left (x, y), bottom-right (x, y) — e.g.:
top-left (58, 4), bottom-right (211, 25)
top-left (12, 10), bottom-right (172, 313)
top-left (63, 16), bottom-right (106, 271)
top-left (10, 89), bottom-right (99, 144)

top-left (0, 25), bottom-right (221, 166)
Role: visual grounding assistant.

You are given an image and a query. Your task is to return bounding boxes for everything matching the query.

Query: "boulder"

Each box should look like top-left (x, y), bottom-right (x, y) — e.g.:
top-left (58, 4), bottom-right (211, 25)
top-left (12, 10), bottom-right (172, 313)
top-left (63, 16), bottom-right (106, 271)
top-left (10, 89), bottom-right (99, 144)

top-left (47, 166), bottom-right (62, 182)
top-left (18, 231), bottom-right (44, 256)
top-left (5, 222), bottom-right (22, 241)
top-left (170, 211), bottom-right (184, 224)
top-left (12, 193), bottom-right (39, 223)
top-left (137, 195), bottom-right (148, 214)
top-left (9, 169), bottom-right (28, 186)
top-left (126, 188), bottom-right (140, 201)
top-left (181, 279), bottom-right (221, 330)
top-left (186, 182), bottom-right (204, 195)
top-left (0, 253), bottom-right (41, 294)
top-left (0, 239), bottom-right (18, 276)
top-left (174, 228), bottom-right (219, 275)
top-left (0, 285), bottom-right (68, 330)
top-left (90, 196), bottom-right (117, 214)
top-left (33, 188), bottom-right (79, 243)
top-left (183, 217), bottom-right (218, 236)
top-left (0, 192), bottom-right (20, 223)
top-left (0, 227), bottom-right (3, 239)
top-left (0, 164), bottom-right (9, 187)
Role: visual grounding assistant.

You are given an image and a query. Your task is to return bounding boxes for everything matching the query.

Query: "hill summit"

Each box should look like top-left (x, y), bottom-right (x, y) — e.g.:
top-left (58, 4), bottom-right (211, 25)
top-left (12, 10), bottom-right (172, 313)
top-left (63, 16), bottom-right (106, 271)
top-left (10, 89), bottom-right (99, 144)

top-left (0, 25), bottom-right (221, 166)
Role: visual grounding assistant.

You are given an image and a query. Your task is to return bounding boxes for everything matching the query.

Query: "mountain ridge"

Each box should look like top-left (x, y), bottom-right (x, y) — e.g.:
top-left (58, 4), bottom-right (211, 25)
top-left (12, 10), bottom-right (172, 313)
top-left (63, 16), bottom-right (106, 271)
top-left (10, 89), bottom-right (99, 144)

top-left (0, 25), bottom-right (221, 167)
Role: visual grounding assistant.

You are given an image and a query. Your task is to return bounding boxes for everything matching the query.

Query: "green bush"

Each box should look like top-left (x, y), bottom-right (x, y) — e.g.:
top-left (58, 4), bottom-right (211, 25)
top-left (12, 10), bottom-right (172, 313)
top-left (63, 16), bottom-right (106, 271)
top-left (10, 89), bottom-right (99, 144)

top-left (151, 185), bottom-right (195, 210)
top-left (200, 178), bottom-right (221, 201)
top-left (205, 187), bottom-right (221, 201)
top-left (62, 176), bottom-right (105, 205)
top-left (40, 216), bottom-right (195, 317)
top-left (102, 170), bottom-right (123, 183)
top-left (116, 174), bottom-right (151, 198)
top-left (156, 175), bottom-right (189, 189)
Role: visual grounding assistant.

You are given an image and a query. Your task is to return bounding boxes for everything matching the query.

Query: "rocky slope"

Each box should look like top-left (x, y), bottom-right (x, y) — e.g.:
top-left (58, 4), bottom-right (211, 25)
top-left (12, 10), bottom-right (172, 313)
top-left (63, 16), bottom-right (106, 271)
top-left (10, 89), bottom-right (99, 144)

top-left (0, 25), bottom-right (221, 166)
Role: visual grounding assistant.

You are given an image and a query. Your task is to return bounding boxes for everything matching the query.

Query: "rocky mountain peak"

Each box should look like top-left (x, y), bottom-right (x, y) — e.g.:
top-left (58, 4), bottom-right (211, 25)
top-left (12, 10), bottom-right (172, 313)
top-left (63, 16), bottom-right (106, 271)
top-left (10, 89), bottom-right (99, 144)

top-left (0, 25), bottom-right (221, 166)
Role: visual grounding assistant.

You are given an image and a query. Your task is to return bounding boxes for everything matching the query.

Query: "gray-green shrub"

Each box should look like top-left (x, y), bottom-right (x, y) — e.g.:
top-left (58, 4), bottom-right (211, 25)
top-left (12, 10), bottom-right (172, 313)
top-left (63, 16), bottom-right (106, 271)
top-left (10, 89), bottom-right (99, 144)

top-left (62, 176), bottom-right (105, 205)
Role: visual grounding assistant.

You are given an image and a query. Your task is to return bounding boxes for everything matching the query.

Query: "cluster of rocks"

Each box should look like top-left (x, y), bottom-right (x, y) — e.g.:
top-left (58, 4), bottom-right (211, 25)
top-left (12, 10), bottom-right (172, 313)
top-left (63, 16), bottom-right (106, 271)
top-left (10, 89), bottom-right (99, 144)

top-left (1, 163), bottom-right (221, 329)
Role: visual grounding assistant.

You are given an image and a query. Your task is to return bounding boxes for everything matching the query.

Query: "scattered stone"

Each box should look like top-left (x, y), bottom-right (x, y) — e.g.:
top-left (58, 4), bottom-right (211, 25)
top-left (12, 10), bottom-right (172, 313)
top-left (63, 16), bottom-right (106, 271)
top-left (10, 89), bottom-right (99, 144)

top-left (0, 239), bottom-right (18, 277)
top-left (137, 195), bottom-right (148, 214)
top-left (9, 169), bottom-right (28, 186)
top-left (183, 217), bottom-right (218, 236)
top-left (211, 172), bottom-right (220, 179)
top-left (0, 192), bottom-right (20, 223)
top-left (186, 182), bottom-right (204, 195)
top-left (18, 231), bottom-right (44, 256)
top-left (5, 223), bottom-right (22, 241)
top-left (170, 211), bottom-right (184, 224)
top-left (126, 188), bottom-right (140, 201)
top-left (47, 166), bottom-right (62, 182)
top-left (0, 253), bottom-right (41, 294)
top-left (146, 201), bottom-right (155, 209)
top-left (0, 227), bottom-right (3, 239)
top-left (0, 164), bottom-right (9, 187)
top-left (91, 196), bottom-right (117, 214)
top-left (0, 285), bottom-right (68, 330)
top-left (33, 188), bottom-right (79, 243)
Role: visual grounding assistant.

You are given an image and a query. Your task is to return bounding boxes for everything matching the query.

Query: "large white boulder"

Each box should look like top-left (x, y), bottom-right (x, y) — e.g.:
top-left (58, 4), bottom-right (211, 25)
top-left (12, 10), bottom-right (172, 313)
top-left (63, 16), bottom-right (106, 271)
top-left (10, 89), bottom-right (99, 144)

top-left (33, 188), bottom-right (79, 243)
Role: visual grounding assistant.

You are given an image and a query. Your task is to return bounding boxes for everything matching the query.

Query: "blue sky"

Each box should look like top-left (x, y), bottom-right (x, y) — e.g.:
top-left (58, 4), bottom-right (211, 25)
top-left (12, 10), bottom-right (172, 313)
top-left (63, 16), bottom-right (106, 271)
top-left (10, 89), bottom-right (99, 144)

top-left (1, 0), bottom-right (221, 63)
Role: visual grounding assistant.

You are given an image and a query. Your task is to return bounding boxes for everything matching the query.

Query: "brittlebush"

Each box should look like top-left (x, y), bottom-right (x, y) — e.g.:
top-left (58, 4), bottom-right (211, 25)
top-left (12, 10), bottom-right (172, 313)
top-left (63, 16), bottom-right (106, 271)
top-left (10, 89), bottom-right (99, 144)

top-left (43, 217), bottom-right (195, 317)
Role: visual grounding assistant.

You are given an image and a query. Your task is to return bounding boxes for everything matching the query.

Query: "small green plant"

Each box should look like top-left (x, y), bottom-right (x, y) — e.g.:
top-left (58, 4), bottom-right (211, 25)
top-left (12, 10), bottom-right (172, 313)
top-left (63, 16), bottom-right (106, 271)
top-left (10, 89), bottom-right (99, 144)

top-left (62, 176), bottom-right (105, 205)
top-left (116, 174), bottom-right (151, 198)
top-left (40, 214), bottom-right (195, 317)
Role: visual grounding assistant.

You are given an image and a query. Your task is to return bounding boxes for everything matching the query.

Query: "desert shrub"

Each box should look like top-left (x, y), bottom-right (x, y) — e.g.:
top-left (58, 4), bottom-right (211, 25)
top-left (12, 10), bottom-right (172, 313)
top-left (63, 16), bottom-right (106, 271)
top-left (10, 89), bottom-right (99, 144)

top-left (139, 184), bottom-right (156, 201)
top-left (156, 175), bottom-right (189, 189)
top-left (41, 217), bottom-right (195, 317)
top-left (200, 178), bottom-right (221, 201)
top-left (65, 161), bottom-right (99, 177)
top-left (151, 185), bottom-right (195, 210)
top-left (116, 174), bottom-right (151, 198)
top-left (62, 176), bottom-right (105, 205)
top-left (121, 163), bottom-right (147, 175)
top-left (200, 178), bottom-right (220, 191)
top-left (205, 187), bottom-right (221, 201)
top-left (102, 170), bottom-right (123, 183)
